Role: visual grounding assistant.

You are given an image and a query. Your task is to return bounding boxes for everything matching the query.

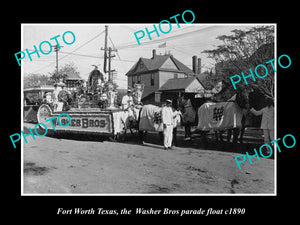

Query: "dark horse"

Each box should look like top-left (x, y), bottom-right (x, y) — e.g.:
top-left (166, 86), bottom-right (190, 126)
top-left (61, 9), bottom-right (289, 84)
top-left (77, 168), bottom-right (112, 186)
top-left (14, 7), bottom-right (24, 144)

top-left (213, 88), bottom-right (250, 143)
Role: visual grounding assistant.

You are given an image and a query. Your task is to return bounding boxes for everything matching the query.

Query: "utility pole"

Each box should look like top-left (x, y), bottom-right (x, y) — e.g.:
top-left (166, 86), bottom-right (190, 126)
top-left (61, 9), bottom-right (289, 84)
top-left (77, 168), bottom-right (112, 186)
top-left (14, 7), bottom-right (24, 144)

top-left (102, 25), bottom-right (108, 74)
top-left (101, 25), bottom-right (117, 82)
top-left (108, 47), bottom-right (116, 82)
top-left (53, 45), bottom-right (63, 81)
top-left (53, 45), bottom-right (59, 81)
top-left (53, 45), bottom-right (59, 79)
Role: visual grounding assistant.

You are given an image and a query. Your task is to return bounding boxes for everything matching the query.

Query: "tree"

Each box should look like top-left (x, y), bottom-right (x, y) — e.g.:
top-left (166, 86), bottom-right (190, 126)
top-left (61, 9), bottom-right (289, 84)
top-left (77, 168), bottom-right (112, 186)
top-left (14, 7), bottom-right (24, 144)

top-left (50, 62), bottom-right (81, 82)
top-left (202, 26), bottom-right (275, 98)
top-left (23, 73), bottom-right (53, 89)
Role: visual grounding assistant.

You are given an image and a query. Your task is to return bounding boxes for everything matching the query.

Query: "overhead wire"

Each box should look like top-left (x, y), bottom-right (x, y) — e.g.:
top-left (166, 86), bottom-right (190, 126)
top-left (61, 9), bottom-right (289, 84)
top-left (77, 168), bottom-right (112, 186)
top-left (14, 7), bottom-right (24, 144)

top-left (28, 29), bottom-right (106, 74)
top-left (58, 29), bottom-right (106, 61)
top-left (25, 25), bottom-right (218, 78)
top-left (116, 26), bottom-right (221, 50)
top-left (115, 25), bottom-right (198, 49)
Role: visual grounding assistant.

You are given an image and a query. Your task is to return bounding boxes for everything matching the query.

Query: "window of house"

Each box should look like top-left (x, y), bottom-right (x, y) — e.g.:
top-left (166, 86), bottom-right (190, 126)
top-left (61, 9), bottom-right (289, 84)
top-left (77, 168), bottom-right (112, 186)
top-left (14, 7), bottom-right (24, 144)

top-left (174, 73), bottom-right (178, 79)
top-left (139, 63), bottom-right (144, 70)
top-left (151, 73), bottom-right (154, 86)
top-left (132, 76), bottom-right (136, 87)
top-left (137, 75), bottom-right (141, 83)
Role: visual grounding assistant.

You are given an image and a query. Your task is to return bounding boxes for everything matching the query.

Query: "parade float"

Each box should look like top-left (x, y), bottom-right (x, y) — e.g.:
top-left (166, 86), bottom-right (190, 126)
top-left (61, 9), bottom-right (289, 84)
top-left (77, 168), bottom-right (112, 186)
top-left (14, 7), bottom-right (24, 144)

top-left (35, 26), bottom-right (144, 140)
top-left (36, 73), bottom-right (145, 141)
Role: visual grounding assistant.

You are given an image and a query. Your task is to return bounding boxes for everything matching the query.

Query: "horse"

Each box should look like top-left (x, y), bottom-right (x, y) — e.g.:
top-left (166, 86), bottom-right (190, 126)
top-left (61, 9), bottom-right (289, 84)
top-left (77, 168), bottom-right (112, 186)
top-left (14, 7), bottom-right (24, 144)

top-left (179, 94), bottom-right (197, 140)
top-left (124, 104), bottom-right (181, 146)
top-left (195, 88), bottom-right (250, 143)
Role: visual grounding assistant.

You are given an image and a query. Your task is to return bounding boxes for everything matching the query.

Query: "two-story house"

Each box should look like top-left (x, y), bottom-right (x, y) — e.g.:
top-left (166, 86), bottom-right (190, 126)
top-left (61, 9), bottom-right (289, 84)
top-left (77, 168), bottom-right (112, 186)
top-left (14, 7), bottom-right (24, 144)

top-left (126, 49), bottom-right (204, 103)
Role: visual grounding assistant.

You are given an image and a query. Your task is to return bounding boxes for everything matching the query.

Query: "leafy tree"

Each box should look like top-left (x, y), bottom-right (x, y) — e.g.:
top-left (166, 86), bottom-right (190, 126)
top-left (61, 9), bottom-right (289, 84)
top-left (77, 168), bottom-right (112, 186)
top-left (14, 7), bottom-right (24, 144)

top-left (23, 73), bottom-right (53, 89)
top-left (202, 26), bottom-right (275, 98)
top-left (50, 62), bottom-right (81, 82)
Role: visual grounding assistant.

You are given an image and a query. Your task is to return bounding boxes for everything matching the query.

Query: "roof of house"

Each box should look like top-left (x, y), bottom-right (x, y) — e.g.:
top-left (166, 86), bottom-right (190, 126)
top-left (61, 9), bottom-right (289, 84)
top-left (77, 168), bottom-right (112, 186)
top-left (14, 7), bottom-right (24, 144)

top-left (126, 54), bottom-right (194, 76)
top-left (159, 76), bottom-right (202, 92)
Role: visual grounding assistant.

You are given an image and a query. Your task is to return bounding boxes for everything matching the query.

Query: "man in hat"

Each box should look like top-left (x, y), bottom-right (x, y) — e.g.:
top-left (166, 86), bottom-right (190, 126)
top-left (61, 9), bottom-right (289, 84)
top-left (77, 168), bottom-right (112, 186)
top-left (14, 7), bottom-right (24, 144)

top-left (161, 99), bottom-right (175, 150)
top-left (52, 83), bottom-right (62, 111)
top-left (121, 89), bottom-right (134, 111)
top-left (52, 83), bottom-right (61, 102)
top-left (57, 82), bottom-right (71, 111)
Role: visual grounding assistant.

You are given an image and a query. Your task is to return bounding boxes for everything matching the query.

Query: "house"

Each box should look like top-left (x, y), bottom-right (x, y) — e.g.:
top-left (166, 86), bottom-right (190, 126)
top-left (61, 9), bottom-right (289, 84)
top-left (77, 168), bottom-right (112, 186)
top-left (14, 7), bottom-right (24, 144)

top-left (125, 49), bottom-right (205, 104)
top-left (158, 76), bottom-right (205, 102)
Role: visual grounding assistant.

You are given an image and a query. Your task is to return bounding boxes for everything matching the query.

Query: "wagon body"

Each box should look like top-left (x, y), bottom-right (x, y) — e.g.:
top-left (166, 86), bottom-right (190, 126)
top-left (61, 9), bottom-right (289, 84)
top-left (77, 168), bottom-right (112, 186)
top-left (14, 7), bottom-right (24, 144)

top-left (37, 104), bottom-right (125, 137)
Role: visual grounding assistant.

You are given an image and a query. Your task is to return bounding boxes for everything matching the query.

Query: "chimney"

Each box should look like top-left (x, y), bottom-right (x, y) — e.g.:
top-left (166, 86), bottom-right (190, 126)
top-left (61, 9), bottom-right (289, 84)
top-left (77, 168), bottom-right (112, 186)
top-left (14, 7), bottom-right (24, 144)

top-left (192, 56), bottom-right (198, 74)
top-left (152, 49), bottom-right (156, 59)
top-left (197, 58), bottom-right (201, 75)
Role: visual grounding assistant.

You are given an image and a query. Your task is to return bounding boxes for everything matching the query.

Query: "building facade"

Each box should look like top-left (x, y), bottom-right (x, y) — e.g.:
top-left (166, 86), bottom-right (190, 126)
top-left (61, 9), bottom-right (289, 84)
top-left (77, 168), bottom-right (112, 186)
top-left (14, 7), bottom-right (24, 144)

top-left (126, 50), bottom-right (201, 103)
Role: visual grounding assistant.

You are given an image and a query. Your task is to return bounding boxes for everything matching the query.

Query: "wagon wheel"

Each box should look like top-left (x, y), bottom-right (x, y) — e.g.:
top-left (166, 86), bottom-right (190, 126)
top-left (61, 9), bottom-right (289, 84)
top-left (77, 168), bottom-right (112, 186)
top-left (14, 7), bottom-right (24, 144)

top-left (129, 120), bottom-right (139, 136)
top-left (36, 104), bottom-right (57, 137)
top-left (37, 104), bottom-right (52, 125)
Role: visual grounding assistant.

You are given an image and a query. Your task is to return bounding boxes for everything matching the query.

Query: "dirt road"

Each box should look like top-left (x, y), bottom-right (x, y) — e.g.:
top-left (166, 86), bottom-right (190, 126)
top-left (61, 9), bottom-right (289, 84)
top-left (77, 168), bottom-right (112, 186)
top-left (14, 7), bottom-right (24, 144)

top-left (23, 123), bottom-right (274, 194)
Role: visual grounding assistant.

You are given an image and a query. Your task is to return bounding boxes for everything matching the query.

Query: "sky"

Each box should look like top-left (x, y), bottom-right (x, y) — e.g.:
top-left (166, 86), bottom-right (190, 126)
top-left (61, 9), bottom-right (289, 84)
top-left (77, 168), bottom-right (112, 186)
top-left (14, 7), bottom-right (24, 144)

top-left (21, 23), bottom-right (264, 89)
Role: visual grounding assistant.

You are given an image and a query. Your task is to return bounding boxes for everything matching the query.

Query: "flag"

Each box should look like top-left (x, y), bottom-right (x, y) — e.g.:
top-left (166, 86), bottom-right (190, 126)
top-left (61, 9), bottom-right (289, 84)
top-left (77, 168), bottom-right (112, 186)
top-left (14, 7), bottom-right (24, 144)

top-left (158, 42), bottom-right (166, 48)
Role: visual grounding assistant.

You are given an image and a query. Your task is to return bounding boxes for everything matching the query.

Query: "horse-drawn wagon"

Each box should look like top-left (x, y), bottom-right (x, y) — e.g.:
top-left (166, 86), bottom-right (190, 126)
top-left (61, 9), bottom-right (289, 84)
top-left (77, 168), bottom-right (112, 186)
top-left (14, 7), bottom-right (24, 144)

top-left (37, 103), bottom-right (125, 139)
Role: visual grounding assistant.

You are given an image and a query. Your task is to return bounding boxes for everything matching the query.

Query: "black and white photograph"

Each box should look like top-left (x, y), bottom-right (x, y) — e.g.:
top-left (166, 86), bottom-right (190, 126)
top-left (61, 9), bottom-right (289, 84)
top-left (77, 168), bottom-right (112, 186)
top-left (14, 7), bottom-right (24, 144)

top-left (21, 23), bottom-right (276, 195)
top-left (4, 4), bottom-right (298, 221)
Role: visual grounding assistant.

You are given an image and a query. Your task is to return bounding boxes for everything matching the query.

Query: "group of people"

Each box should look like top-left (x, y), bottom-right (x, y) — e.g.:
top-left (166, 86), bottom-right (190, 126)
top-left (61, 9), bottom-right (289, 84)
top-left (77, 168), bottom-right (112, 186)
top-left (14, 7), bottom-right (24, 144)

top-left (48, 81), bottom-right (72, 111)
top-left (159, 94), bottom-right (274, 151)
top-left (49, 81), bottom-right (274, 150)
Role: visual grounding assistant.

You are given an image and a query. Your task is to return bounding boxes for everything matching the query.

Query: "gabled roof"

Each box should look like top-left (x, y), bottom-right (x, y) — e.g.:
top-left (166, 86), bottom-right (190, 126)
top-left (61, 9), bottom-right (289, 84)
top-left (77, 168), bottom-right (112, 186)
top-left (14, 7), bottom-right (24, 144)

top-left (170, 56), bottom-right (194, 75)
top-left (126, 54), bottom-right (194, 76)
top-left (159, 76), bottom-right (203, 92)
top-left (141, 55), bottom-right (168, 70)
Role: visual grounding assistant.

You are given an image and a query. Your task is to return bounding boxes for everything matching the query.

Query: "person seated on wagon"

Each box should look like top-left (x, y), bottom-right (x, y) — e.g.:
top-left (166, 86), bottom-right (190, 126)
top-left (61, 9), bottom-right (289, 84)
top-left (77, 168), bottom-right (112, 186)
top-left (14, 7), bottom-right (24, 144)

top-left (52, 83), bottom-right (62, 111)
top-left (121, 89), bottom-right (134, 110)
top-left (121, 89), bottom-right (135, 126)
top-left (45, 92), bottom-right (53, 104)
top-left (57, 83), bottom-right (71, 111)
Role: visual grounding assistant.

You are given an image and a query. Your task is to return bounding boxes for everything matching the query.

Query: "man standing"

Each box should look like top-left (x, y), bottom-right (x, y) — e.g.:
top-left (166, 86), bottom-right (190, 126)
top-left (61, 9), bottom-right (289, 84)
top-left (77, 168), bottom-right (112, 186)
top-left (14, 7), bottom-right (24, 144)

top-left (250, 98), bottom-right (274, 143)
top-left (249, 97), bottom-right (274, 155)
top-left (161, 99), bottom-right (175, 150)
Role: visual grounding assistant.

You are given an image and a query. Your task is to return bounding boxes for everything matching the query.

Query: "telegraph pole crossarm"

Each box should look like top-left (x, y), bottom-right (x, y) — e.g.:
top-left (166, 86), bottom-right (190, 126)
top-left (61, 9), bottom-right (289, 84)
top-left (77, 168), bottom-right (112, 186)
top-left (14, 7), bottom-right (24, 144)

top-left (52, 44), bottom-right (63, 81)
top-left (100, 25), bottom-right (118, 82)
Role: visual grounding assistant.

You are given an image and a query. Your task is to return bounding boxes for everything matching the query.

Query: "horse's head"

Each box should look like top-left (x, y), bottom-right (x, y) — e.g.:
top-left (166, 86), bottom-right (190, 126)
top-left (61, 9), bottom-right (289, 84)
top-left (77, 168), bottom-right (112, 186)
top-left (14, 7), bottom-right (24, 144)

top-left (235, 87), bottom-right (252, 109)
